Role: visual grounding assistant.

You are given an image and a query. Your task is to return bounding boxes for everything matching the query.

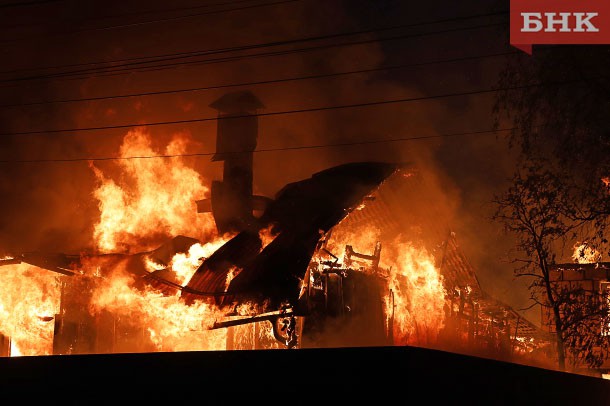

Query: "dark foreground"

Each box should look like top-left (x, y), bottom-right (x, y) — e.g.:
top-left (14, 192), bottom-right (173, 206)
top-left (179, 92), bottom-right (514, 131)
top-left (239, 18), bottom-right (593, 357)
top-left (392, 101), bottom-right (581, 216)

top-left (1, 345), bottom-right (609, 403)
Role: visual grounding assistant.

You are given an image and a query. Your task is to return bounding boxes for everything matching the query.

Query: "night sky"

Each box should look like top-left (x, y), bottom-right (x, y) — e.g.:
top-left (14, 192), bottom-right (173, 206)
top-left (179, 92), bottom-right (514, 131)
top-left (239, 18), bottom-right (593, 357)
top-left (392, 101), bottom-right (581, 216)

top-left (0, 1), bottom-right (541, 321)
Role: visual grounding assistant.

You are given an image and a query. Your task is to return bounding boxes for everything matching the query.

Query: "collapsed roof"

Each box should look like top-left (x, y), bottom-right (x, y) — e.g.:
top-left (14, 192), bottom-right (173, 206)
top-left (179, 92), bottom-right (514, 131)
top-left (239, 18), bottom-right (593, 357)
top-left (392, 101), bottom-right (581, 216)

top-left (181, 161), bottom-right (402, 308)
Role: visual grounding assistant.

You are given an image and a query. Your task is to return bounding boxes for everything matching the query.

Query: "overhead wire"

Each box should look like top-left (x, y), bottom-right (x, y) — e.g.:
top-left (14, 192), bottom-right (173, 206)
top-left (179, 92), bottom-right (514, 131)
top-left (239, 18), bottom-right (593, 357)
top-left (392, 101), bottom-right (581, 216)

top-left (0, 77), bottom-right (580, 138)
top-left (0, 9), bottom-right (508, 78)
top-left (0, 20), bottom-right (508, 85)
top-left (0, 50), bottom-right (519, 109)
top-left (0, 127), bottom-right (514, 163)
top-left (0, 7), bottom-right (519, 165)
top-left (0, 13), bottom-right (504, 83)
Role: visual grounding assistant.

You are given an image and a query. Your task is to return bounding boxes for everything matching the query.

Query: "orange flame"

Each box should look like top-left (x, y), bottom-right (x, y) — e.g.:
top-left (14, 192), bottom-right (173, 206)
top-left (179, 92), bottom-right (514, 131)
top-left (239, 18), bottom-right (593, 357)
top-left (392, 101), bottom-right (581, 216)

top-left (165, 239), bottom-right (229, 285)
top-left (572, 242), bottom-right (602, 264)
top-left (0, 128), bottom-right (451, 355)
top-left (89, 268), bottom-right (227, 352)
top-left (259, 223), bottom-right (279, 249)
top-left (383, 240), bottom-right (446, 346)
top-left (91, 128), bottom-right (216, 253)
top-left (326, 225), bottom-right (447, 347)
top-left (0, 264), bottom-right (60, 356)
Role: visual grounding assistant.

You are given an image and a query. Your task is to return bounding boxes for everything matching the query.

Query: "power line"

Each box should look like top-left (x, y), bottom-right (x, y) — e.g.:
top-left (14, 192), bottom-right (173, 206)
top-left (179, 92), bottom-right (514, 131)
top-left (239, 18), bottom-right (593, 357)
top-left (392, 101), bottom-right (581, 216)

top-left (0, 83), bottom-right (543, 137)
top-left (0, 0), bottom-right (302, 44)
top-left (0, 127), bottom-right (513, 163)
top-left (0, 20), bottom-right (507, 85)
top-left (0, 51), bottom-right (519, 109)
top-left (1, 10), bottom-right (508, 77)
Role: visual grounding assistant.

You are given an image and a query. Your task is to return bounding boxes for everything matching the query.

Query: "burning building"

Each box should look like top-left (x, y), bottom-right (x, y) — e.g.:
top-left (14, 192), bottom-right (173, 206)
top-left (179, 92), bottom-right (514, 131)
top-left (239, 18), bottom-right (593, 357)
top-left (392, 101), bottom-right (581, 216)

top-left (320, 169), bottom-right (552, 362)
top-left (0, 91), bottom-right (550, 367)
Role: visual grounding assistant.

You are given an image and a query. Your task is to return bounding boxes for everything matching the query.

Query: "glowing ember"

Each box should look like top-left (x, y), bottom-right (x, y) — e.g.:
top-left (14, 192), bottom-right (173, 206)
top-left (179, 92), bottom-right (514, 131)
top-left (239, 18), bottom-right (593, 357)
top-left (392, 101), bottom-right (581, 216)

top-left (91, 128), bottom-right (216, 253)
top-left (0, 264), bottom-right (60, 356)
top-left (572, 242), bottom-right (602, 264)
top-left (258, 224), bottom-right (279, 249)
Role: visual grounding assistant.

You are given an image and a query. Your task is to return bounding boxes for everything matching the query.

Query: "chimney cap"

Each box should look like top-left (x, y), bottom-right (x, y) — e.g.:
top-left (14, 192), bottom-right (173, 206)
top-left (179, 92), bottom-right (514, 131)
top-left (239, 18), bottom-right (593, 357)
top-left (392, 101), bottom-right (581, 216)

top-left (210, 90), bottom-right (264, 112)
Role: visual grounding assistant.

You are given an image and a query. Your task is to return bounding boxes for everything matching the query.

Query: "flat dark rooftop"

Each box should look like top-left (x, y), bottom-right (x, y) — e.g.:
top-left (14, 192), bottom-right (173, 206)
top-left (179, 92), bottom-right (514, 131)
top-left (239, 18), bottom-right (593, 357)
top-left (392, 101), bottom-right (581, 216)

top-left (1, 345), bottom-right (609, 403)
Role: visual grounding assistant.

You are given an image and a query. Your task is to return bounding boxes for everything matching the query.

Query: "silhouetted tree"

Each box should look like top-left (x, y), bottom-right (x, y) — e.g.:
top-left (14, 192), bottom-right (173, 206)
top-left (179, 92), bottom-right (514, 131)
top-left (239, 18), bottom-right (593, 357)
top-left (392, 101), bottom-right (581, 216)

top-left (554, 284), bottom-right (610, 370)
top-left (493, 163), bottom-right (583, 369)
top-left (493, 45), bottom-right (610, 371)
top-left (494, 45), bottom-right (610, 244)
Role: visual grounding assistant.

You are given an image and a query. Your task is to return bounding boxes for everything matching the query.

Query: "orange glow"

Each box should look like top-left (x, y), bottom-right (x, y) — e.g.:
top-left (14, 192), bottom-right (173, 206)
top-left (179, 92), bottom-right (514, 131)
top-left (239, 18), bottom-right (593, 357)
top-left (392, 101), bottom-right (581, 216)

top-left (91, 128), bottom-right (216, 253)
top-left (325, 225), bottom-right (380, 260)
top-left (0, 129), bottom-right (453, 356)
top-left (89, 268), bottom-right (227, 352)
top-left (0, 264), bottom-right (60, 356)
top-left (326, 224), bottom-right (447, 347)
top-left (10, 343), bottom-right (22, 357)
top-left (258, 224), bottom-right (279, 249)
top-left (165, 239), bottom-right (230, 285)
top-left (225, 267), bottom-right (240, 291)
top-left (572, 242), bottom-right (602, 264)
top-left (229, 321), bottom-right (282, 350)
top-left (383, 240), bottom-right (446, 346)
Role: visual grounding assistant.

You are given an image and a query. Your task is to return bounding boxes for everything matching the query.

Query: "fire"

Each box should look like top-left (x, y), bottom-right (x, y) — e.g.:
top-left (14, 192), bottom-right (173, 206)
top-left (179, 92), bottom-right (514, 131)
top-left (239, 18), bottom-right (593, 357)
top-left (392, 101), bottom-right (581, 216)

top-left (325, 225), bottom-right (380, 260)
top-left (572, 242), bottom-right (602, 264)
top-left (0, 128), bottom-right (239, 356)
top-left (382, 239), bottom-right (446, 346)
top-left (326, 224), bottom-right (447, 347)
top-left (259, 224), bottom-right (279, 249)
top-left (10, 343), bottom-right (22, 357)
top-left (0, 128), bottom-right (449, 356)
top-left (230, 322), bottom-right (282, 350)
top-left (82, 124), bottom-right (243, 352)
top-left (0, 264), bottom-right (60, 356)
top-left (165, 239), bottom-right (229, 285)
top-left (225, 267), bottom-right (239, 291)
top-left (91, 128), bottom-right (217, 253)
top-left (89, 268), bottom-right (227, 352)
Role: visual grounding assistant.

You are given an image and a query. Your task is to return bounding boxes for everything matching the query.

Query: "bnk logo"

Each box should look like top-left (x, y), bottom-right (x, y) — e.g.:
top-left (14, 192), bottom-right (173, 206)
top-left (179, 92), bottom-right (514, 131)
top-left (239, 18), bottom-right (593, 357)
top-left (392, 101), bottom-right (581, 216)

top-left (510, 0), bottom-right (610, 54)
top-left (521, 12), bottom-right (599, 32)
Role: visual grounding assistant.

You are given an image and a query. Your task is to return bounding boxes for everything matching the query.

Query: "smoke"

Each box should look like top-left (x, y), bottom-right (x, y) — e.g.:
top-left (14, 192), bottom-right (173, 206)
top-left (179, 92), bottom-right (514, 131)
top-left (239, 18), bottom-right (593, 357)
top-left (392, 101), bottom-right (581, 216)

top-left (0, 0), bottom-right (530, 327)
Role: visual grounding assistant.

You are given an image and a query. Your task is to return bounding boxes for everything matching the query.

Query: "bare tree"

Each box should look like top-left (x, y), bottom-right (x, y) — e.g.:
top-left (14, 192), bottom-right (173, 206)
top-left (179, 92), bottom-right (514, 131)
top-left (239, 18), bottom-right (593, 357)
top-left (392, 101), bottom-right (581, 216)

top-left (493, 45), bottom-right (610, 371)
top-left (494, 45), bottom-right (610, 248)
top-left (554, 284), bottom-right (610, 370)
top-left (492, 163), bottom-right (602, 370)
